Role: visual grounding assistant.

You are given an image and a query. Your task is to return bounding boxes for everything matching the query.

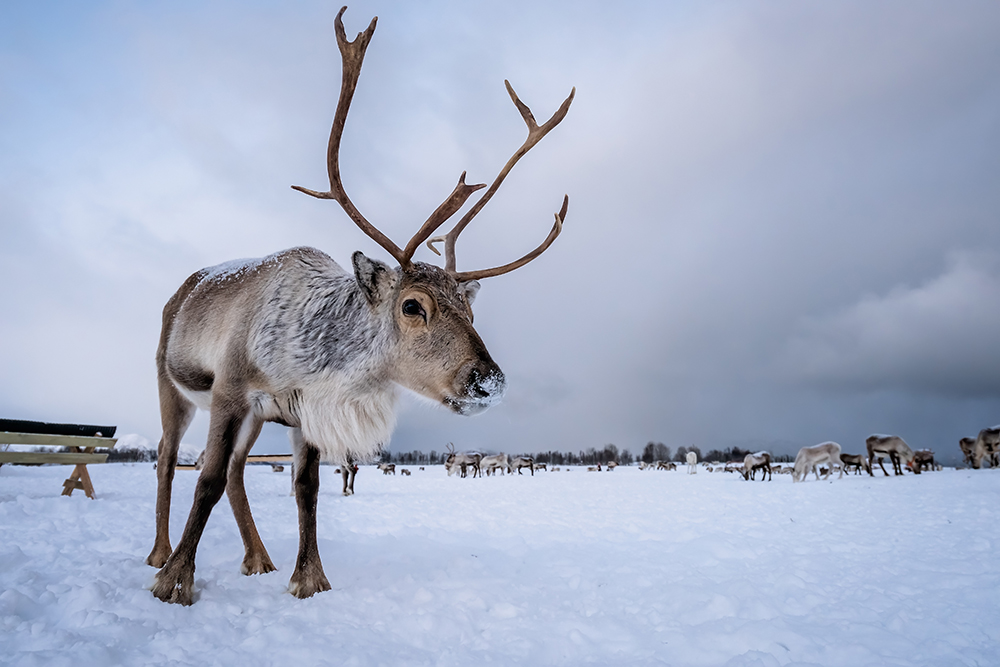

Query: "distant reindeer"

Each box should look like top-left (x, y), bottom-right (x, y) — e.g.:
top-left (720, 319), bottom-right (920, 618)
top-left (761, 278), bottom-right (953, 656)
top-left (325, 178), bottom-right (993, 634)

top-left (686, 451), bottom-right (698, 474)
top-left (378, 463), bottom-right (396, 475)
top-left (971, 427), bottom-right (1000, 469)
top-left (146, 7), bottom-right (573, 606)
top-left (479, 453), bottom-right (509, 476)
top-left (911, 449), bottom-right (935, 472)
top-left (444, 443), bottom-right (482, 478)
top-left (792, 442), bottom-right (844, 482)
top-left (340, 457), bottom-right (359, 495)
top-left (509, 456), bottom-right (535, 475)
top-left (839, 453), bottom-right (869, 476)
top-left (959, 437), bottom-right (976, 467)
top-left (741, 451), bottom-right (771, 481)
top-left (866, 435), bottom-right (917, 476)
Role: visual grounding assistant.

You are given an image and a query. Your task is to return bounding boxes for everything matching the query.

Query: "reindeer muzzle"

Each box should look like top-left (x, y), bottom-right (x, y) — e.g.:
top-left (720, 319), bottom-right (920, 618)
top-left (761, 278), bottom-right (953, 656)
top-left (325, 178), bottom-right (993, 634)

top-left (446, 364), bottom-right (506, 416)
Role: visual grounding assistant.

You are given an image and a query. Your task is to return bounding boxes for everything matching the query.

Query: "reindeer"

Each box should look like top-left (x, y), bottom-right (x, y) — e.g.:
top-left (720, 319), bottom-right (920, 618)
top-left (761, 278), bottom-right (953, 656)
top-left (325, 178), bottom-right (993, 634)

top-left (741, 451), bottom-right (771, 481)
top-left (912, 449), bottom-right (935, 472)
top-left (971, 427), bottom-right (1000, 469)
top-left (792, 442), bottom-right (844, 482)
top-left (685, 450), bottom-right (698, 474)
top-left (839, 453), bottom-right (869, 475)
top-left (444, 443), bottom-right (483, 478)
top-left (509, 456), bottom-right (535, 475)
top-left (378, 463), bottom-right (396, 475)
top-left (146, 7), bottom-right (573, 606)
top-left (337, 456), bottom-right (359, 495)
top-left (479, 453), bottom-right (509, 476)
top-left (866, 435), bottom-right (917, 476)
top-left (959, 437), bottom-right (976, 467)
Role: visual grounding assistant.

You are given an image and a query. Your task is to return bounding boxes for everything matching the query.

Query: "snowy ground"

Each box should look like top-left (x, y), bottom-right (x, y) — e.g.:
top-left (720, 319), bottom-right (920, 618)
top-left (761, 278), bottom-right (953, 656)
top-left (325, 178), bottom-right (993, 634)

top-left (1, 461), bottom-right (998, 666)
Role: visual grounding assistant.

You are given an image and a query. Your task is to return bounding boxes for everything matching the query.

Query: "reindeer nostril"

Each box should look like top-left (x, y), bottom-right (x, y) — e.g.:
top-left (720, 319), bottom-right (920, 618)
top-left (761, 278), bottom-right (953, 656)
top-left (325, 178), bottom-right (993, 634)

top-left (467, 369), bottom-right (489, 398)
top-left (466, 366), bottom-right (505, 399)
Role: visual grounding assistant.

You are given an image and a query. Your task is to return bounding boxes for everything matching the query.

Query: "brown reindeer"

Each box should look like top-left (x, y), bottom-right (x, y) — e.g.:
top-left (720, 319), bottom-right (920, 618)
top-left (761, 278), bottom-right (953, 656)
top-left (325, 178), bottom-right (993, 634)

top-left (839, 453), bottom-right (869, 475)
top-left (740, 451), bottom-right (772, 481)
top-left (912, 449), bottom-right (936, 472)
top-left (959, 437), bottom-right (976, 467)
top-left (147, 7), bottom-right (573, 605)
top-left (866, 435), bottom-right (917, 476)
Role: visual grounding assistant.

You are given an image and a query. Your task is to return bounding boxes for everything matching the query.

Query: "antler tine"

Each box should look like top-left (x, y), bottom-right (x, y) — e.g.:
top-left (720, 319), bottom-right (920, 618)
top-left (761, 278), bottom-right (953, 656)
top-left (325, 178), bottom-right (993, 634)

top-left (432, 82), bottom-right (575, 273)
top-left (400, 172), bottom-right (486, 263)
top-left (452, 195), bottom-right (568, 282)
top-left (291, 7), bottom-right (407, 265)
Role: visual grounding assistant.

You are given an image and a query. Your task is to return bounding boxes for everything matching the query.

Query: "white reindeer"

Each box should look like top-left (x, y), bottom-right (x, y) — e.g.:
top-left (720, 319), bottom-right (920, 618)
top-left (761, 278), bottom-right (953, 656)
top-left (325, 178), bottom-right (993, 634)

top-left (686, 450), bottom-right (698, 474)
top-left (479, 453), bottom-right (509, 476)
top-left (146, 8), bottom-right (573, 606)
top-left (792, 442), bottom-right (844, 482)
top-left (509, 457), bottom-right (535, 475)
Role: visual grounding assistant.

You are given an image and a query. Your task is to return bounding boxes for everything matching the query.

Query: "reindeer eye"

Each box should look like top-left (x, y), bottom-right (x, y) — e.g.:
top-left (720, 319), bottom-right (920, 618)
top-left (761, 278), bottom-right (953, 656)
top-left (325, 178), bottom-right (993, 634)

top-left (402, 299), bottom-right (425, 319)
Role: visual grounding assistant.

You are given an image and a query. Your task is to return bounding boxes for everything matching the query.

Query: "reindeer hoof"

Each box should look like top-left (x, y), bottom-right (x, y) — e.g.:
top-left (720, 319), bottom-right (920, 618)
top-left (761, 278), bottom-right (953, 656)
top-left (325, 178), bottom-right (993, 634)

top-left (240, 551), bottom-right (277, 576)
top-left (151, 562), bottom-right (195, 605)
top-left (288, 569), bottom-right (331, 599)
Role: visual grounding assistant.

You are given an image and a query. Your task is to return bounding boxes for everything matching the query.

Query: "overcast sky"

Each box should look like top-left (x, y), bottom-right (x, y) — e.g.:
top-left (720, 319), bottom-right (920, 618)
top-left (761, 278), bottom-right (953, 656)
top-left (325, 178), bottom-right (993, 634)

top-left (2, 1), bottom-right (998, 464)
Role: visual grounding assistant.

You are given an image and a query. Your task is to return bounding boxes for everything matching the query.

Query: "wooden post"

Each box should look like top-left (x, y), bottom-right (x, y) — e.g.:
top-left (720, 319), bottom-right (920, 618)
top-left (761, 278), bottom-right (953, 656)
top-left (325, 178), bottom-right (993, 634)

top-left (60, 446), bottom-right (98, 499)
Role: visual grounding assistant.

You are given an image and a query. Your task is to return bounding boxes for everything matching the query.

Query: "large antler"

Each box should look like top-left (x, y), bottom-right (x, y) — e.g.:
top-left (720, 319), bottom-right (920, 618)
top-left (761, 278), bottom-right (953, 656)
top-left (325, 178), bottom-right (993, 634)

top-left (427, 81), bottom-right (575, 281)
top-left (294, 7), bottom-right (573, 280)
top-left (293, 7), bottom-right (485, 269)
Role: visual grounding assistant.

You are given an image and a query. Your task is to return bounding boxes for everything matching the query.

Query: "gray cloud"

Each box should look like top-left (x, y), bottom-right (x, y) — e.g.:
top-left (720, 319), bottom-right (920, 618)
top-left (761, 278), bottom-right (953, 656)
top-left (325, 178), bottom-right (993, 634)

top-left (2, 1), bottom-right (999, 466)
top-left (780, 251), bottom-right (1000, 397)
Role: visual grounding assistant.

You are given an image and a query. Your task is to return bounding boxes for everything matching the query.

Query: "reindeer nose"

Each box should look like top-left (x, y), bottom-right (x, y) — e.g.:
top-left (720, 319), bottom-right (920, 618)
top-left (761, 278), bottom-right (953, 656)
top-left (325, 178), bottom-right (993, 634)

top-left (468, 366), bottom-right (506, 399)
top-left (466, 364), bottom-right (507, 399)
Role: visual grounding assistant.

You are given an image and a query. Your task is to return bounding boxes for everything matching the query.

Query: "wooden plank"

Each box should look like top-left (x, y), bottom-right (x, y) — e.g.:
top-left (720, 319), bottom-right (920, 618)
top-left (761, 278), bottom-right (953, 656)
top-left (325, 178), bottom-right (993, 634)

top-left (0, 419), bottom-right (116, 438)
top-left (0, 432), bottom-right (117, 450)
top-left (175, 465), bottom-right (198, 471)
top-left (246, 454), bottom-right (293, 463)
top-left (0, 452), bottom-right (109, 465)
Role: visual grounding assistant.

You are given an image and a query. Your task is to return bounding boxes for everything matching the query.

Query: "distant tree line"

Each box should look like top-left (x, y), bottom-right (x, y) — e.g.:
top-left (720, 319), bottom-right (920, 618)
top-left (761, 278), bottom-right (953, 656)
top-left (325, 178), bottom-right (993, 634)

top-left (379, 442), bottom-right (792, 465)
top-left (88, 442), bottom-right (791, 467)
top-left (107, 448), bottom-right (157, 463)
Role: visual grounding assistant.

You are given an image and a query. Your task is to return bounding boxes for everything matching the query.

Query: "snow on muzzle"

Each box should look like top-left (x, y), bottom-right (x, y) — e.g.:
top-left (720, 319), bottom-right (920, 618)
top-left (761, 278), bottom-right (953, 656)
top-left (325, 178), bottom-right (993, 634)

top-left (445, 362), bottom-right (506, 416)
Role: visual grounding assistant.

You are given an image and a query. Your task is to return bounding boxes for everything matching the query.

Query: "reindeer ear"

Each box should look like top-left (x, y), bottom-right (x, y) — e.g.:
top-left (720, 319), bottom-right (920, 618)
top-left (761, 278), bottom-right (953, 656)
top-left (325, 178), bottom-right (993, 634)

top-left (352, 251), bottom-right (396, 306)
top-left (459, 279), bottom-right (481, 307)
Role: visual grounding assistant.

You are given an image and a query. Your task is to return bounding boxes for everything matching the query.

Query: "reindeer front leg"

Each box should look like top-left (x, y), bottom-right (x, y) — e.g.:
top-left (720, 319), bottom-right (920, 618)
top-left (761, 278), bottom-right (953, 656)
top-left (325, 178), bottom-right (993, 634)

top-left (288, 429), bottom-right (331, 598)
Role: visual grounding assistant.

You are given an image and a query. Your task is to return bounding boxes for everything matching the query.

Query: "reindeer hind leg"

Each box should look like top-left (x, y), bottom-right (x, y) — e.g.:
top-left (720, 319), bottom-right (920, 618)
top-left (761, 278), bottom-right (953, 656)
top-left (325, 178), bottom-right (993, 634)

top-left (147, 376), bottom-right (196, 568)
top-left (152, 401), bottom-right (247, 605)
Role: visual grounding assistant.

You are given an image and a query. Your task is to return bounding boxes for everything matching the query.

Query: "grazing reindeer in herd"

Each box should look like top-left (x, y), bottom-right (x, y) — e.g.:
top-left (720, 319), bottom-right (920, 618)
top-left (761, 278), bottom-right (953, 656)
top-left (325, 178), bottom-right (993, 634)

top-left (792, 442), bottom-right (844, 482)
top-left (866, 435), bottom-right (917, 476)
top-left (740, 451), bottom-right (771, 481)
top-left (971, 427), bottom-right (1000, 469)
top-left (146, 7), bottom-right (574, 605)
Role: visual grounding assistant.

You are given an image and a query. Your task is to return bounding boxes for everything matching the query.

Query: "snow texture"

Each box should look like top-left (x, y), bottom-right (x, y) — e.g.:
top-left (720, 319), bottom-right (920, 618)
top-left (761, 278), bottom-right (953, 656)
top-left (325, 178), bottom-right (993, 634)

top-left (1, 462), bottom-right (998, 666)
